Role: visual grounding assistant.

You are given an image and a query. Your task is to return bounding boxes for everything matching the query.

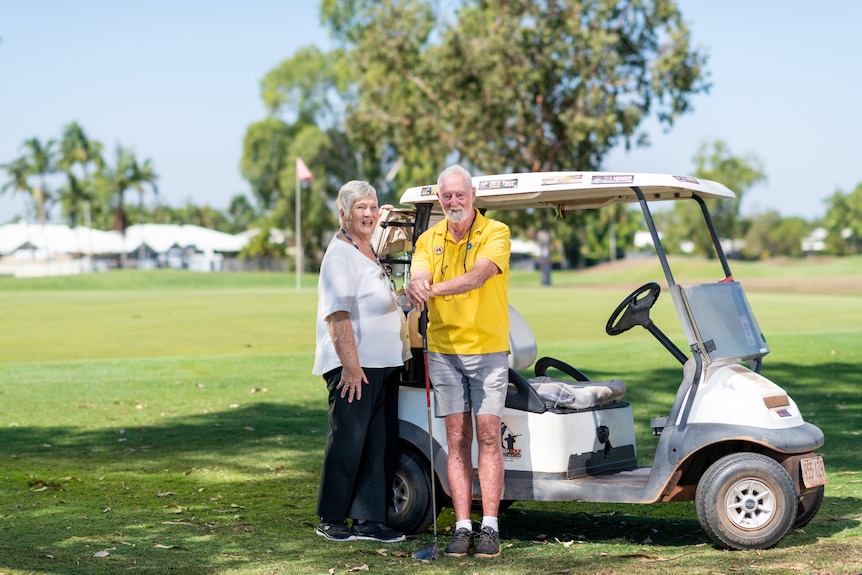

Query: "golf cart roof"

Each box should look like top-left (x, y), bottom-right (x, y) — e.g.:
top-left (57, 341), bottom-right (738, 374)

top-left (399, 171), bottom-right (735, 211)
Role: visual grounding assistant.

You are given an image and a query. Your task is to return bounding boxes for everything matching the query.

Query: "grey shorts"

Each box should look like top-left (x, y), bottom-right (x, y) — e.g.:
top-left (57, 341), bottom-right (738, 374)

top-left (427, 352), bottom-right (509, 418)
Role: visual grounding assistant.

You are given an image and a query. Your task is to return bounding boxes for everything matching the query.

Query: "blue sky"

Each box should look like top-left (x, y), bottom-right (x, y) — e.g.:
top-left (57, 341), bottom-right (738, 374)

top-left (2, 1), bottom-right (860, 224)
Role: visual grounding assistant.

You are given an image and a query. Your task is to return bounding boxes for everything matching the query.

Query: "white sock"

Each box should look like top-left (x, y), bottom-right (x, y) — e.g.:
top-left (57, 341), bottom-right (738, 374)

top-left (481, 516), bottom-right (498, 532)
top-left (456, 519), bottom-right (472, 532)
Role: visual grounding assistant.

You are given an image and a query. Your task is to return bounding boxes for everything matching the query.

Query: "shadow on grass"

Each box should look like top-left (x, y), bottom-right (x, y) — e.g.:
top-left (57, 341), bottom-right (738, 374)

top-left (0, 402), bottom-right (327, 575)
top-left (496, 495), bottom-right (861, 550)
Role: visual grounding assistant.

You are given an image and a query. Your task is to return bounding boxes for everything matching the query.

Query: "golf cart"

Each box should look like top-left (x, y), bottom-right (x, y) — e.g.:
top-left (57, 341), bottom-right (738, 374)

top-left (372, 171), bottom-right (826, 550)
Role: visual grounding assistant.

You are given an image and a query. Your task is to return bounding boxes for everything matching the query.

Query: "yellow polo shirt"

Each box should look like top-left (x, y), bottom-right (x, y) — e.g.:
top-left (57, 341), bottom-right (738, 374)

top-left (412, 210), bottom-right (510, 354)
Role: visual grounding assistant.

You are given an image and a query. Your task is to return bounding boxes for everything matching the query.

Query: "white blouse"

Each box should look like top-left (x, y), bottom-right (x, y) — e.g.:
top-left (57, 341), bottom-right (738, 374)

top-left (312, 236), bottom-right (411, 375)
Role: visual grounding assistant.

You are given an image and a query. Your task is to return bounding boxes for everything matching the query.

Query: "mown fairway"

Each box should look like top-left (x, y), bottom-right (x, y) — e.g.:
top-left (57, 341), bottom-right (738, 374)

top-left (0, 259), bottom-right (860, 575)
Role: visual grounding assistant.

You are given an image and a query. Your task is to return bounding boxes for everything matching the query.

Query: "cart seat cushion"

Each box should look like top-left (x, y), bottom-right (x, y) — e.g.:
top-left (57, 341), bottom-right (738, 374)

top-left (508, 305), bottom-right (538, 371)
top-left (528, 377), bottom-right (626, 410)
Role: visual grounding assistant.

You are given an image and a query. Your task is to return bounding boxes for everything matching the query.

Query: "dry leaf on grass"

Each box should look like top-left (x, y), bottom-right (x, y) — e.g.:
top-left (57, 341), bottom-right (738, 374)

top-left (617, 553), bottom-right (664, 560)
top-left (164, 503), bottom-right (185, 513)
top-left (28, 479), bottom-right (64, 492)
top-left (346, 565), bottom-right (369, 572)
top-left (93, 550), bottom-right (110, 558)
top-left (154, 544), bottom-right (176, 549)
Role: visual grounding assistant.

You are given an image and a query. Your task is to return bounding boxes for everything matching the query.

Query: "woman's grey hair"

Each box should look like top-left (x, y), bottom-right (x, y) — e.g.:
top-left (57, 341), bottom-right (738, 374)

top-left (336, 180), bottom-right (378, 215)
top-left (437, 164), bottom-right (473, 189)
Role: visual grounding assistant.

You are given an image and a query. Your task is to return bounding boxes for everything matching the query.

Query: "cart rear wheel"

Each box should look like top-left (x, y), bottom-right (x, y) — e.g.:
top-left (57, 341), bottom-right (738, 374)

top-left (696, 453), bottom-right (797, 550)
top-left (388, 449), bottom-right (437, 535)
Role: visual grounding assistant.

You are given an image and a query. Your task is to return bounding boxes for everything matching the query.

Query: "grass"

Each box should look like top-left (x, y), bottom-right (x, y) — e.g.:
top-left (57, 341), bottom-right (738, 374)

top-left (0, 257), bottom-right (860, 574)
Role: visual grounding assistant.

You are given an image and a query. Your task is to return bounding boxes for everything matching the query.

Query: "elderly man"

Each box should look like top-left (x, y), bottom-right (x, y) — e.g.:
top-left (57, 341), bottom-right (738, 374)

top-left (406, 164), bottom-right (510, 559)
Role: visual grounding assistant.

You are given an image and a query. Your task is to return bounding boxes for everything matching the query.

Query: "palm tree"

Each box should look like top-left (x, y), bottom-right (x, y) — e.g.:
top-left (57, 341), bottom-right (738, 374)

top-left (98, 145), bottom-right (158, 267)
top-left (58, 122), bottom-right (104, 227)
top-left (1, 156), bottom-right (33, 221)
top-left (20, 138), bottom-right (58, 224)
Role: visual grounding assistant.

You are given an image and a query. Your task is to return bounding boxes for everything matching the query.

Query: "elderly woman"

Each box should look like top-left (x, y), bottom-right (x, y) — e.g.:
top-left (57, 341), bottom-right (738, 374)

top-left (312, 180), bottom-right (411, 543)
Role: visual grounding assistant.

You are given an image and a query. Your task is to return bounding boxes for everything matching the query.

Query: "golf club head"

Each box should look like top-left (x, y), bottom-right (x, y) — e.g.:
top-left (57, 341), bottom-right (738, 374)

top-left (413, 542), bottom-right (439, 561)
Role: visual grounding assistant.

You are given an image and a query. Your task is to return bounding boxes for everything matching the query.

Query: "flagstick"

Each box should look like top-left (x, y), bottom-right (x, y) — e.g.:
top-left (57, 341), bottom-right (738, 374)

top-left (295, 174), bottom-right (301, 291)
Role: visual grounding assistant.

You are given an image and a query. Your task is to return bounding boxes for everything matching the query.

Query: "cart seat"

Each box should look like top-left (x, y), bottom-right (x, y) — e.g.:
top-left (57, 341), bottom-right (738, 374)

top-left (508, 306), bottom-right (626, 409)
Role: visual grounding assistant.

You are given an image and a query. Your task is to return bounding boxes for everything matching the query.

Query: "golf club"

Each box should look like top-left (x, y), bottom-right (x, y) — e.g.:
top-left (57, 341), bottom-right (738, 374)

top-left (413, 309), bottom-right (439, 561)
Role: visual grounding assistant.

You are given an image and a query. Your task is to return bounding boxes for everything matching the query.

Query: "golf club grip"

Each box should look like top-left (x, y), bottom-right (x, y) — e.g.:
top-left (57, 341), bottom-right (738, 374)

top-left (421, 309), bottom-right (431, 408)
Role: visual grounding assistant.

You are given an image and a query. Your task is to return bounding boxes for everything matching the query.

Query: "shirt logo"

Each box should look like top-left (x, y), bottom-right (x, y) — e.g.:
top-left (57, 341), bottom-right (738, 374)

top-left (434, 246), bottom-right (443, 255)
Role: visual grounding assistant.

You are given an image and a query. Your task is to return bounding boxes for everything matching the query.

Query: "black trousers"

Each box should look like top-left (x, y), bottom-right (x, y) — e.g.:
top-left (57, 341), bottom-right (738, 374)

top-left (316, 365), bottom-right (400, 523)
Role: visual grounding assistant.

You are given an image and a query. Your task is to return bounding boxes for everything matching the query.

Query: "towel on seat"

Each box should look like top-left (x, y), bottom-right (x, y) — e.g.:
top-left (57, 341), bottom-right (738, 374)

top-left (529, 377), bottom-right (626, 410)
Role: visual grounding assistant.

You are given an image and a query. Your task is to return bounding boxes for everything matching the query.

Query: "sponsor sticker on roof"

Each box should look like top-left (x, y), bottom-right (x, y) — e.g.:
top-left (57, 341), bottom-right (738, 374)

top-left (591, 174), bottom-right (634, 184)
top-left (478, 178), bottom-right (519, 190)
top-left (541, 174), bottom-right (583, 186)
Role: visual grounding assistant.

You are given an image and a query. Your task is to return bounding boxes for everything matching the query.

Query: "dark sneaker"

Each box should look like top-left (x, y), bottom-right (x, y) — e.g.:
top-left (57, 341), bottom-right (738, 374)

top-left (316, 519), bottom-right (356, 541)
top-left (473, 525), bottom-right (501, 558)
top-left (444, 527), bottom-right (474, 557)
top-left (351, 521), bottom-right (406, 543)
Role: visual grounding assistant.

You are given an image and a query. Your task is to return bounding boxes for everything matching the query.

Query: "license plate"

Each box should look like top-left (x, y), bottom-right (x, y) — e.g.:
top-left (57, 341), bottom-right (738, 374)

top-left (801, 455), bottom-right (827, 488)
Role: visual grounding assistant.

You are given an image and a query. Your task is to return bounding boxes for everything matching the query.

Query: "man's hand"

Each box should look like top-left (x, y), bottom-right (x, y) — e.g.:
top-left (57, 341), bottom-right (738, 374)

top-left (406, 276), bottom-right (432, 312)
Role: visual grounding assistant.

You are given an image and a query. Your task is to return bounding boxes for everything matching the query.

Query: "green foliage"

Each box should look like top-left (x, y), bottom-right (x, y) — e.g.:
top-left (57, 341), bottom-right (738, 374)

top-left (662, 140), bottom-right (766, 257)
top-left (823, 182), bottom-right (862, 254)
top-left (240, 117), bottom-right (294, 210)
top-left (741, 212), bottom-right (810, 259)
top-left (0, 137), bottom-right (59, 224)
top-left (239, 225), bottom-right (288, 271)
top-left (56, 121), bottom-right (104, 227)
top-left (312, 0), bottom-right (711, 274)
top-left (92, 144), bottom-right (158, 235)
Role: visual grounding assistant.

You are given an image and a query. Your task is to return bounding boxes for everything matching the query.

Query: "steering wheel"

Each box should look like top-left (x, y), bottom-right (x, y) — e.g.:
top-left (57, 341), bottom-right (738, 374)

top-left (605, 282), bottom-right (661, 336)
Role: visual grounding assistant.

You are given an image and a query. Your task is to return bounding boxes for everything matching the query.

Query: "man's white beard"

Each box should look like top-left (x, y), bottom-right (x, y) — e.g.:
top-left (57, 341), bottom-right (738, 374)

top-left (446, 207), bottom-right (469, 223)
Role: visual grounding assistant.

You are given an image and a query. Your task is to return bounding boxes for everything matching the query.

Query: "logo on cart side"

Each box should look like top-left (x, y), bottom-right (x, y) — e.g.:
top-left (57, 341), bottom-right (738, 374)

top-left (500, 421), bottom-right (522, 459)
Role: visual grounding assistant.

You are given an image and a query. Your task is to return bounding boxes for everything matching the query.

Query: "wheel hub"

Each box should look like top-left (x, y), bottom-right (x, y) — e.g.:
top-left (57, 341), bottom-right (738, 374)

top-left (725, 478), bottom-right (776, 530)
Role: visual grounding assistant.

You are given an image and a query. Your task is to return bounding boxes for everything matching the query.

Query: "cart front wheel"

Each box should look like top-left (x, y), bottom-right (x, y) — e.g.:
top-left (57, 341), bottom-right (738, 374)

top-left (696, 453), bottom-right (797, 550)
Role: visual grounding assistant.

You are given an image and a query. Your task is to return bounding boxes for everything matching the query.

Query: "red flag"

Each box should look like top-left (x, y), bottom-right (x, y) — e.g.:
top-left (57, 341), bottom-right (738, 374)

top-left (296, 157), bottom-right (314, 181)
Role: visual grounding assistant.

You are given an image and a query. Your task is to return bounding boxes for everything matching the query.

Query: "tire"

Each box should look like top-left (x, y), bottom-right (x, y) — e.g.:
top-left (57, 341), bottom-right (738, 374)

top-left (794, 485), bottom-right (824, 528)
top-left (388, 449), bottom-right (437, 535)
top-left (695, 453), bottom-right (798, 550)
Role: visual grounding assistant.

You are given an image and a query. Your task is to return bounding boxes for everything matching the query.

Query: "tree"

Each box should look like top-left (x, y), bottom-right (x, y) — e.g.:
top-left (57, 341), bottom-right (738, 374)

top-left (321, 0), bottom-right (710, 280)
top-left (240, 117), bottom-right (294, 210)
top-left (741, 211), bottom-right (810, 259)
top-left (239, 223), bottom-right (287, 271)
top-left (580, 204), bottom-right (641, 264)
top-left (57, 122), bottom-right (104, 226)
top-left (225, 194), bottom-right (258, 233)
top-left (4, 138), bottom-right (59, 224)
top-left (96, 145), bottom-right (158, 267)
top-left (823, 183), bottom-right (862, 254)
top-left (246, 46), bottom-right (352, 270)
top-left (663, 140), bottom-right (766, 257)
top-left (0, 156), bottom-right (32, 221)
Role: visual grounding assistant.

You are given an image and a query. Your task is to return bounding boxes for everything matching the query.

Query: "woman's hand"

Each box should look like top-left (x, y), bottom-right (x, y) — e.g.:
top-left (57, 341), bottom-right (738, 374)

top-left (336, 368), bottom-right (368, 403)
